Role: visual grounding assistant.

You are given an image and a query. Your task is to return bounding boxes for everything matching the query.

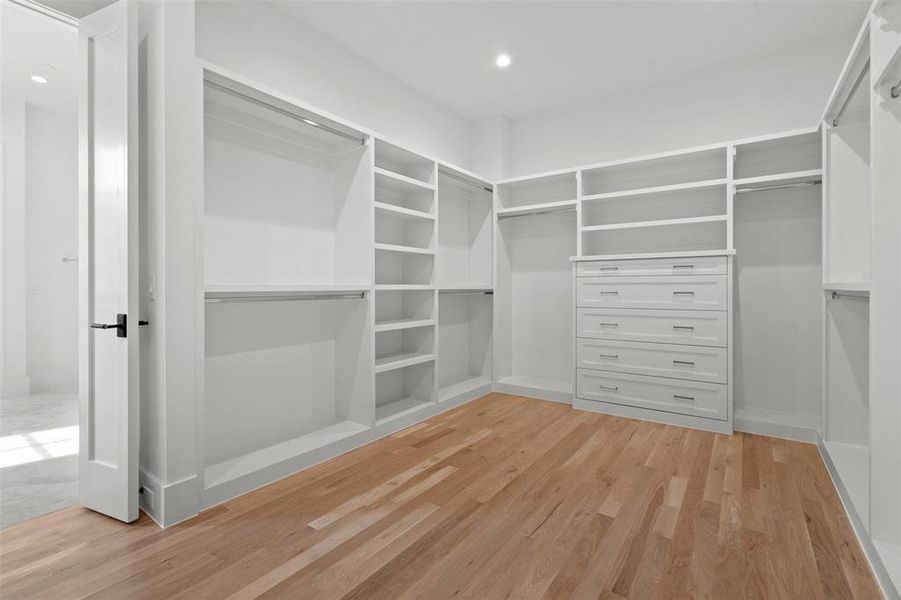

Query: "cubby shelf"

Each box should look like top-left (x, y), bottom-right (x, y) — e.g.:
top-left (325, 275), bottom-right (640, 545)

top-left (580, 178), bottom-right (727, 202)
top-left (374, 351), bottom-right (437, 373)
top-left (734, 169), bottom-right (823, 187)
top-left (374, 284), bottom-right (434, 291)
top-left (374, 202), bottom-right (435, 221)
top-left (204, 285), bottom-right (369, 300)
top-left (374, 243), bottom-right (436, 256)
top-left (375, 397), bottom-right (431, 424)
top-left (581, 214), bottom-right (727, 232)
top-left (496, 199), bottom-right (577, 218)
top-left (373, 318), bottom-right (435, 333)
top-left (823, 281), bottom-right (870, 297)
top-left (374, 167), bottom-right (436, 193)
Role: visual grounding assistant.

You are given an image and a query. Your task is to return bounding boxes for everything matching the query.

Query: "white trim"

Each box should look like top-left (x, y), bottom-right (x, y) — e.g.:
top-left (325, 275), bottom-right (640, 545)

top-left (819, 441), bottom-right (901, 600)
top-left (6, 0), bottom-right (78, 27)
top-left (139, 469), bottom-right (201, 528)
top-left (570, 249), bottom-right (735, 262)
top-left (733, 406), bottom-right (821, 443)
top-left (573, 397), bottom-right (732, 434)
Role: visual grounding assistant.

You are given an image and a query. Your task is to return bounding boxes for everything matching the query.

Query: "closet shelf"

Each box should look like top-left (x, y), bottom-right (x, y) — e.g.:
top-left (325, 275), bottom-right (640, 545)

top-left (374, 243), bottom-right (436, 256)
top-left (582, 214), bottom-right (727, 232)
top-left (374, 351), bottom-right (437, 373)
top-left (580, 178), bottom-right (727, 202)
top-left (438, 376), bottom-right (492, 402)
top-left (374, 202), bottom-right (435, 222)
top-left (570, 249), bottom-right (735, 262)
top-left (438, 285), bottom-right (493, 293)
top-left (374, 284), bottom-right (434, 292)
top-left (823, 281), bottom-right (870, 297)
top-left (375, 397), bottom-right (431, 424)
top-left (496, 199), bottom-right (577, 218)
top-left (733, 169), bottom-right (823, 188)
top-left (374, 318), bottom-right (435, 333)
top-left (873, 37), bottom-right (901, 98)
top-left (204, 420), bottom-right (370, 489)
top-left (374, 167), bottom-right (436, 193)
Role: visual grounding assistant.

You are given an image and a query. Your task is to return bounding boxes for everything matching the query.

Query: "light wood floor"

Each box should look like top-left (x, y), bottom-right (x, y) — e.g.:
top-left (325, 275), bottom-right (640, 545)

top-left (0, 393), bottom-right (881, 599)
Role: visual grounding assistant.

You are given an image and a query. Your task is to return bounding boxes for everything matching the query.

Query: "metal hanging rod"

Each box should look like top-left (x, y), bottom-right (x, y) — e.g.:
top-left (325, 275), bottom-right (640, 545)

top-left (439, 168), bottom-right (493, 193)
top-left (892, 78), bottom-right (901, 99)
top-left (205, 79), bottom-right (366, 145)
top-left (498, 206), bottom-right (576, 220)
top-left (206, 292), bottom-right (365, 304)
top-left (439, 290), bottom-right (494, 295)
top-left (832, 59), bottom-right (870, 127)
top-left (830, 291), bottom-right (868, 300)
top-left (734, 180), bottom-right (822, 195)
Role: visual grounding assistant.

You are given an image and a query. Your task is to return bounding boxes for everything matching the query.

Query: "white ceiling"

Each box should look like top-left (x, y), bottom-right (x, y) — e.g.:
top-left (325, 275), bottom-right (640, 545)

top-left (1, 2), bottom-right (78, 113)
top-left (274, 0), bottom-right (869, 121)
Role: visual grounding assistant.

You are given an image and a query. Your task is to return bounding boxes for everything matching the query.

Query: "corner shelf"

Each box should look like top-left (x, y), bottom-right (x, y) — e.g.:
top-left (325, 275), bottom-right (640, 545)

top-left (496, 199), bottom-right (577, 218)
top-left (823, 282), bottom-right (870, 297)
top-left (581, 214), bottom-right (727, 232)
top-left (374, 243), bottom-right (435, 256)
top-left (374, 202), bottom-right (435, 222)
top-left (580, 178), bottom-right (727, 202)
top-left (374, 167), bottom-right (436, 194)
top-left (374, 351), bottom-right (436, 374)
top-left (374, 318), bottom-right (435, 333)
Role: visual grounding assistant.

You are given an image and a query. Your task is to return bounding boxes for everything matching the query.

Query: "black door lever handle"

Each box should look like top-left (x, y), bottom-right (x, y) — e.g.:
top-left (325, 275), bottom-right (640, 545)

top-left (89, 314), bottom-right (147, 338)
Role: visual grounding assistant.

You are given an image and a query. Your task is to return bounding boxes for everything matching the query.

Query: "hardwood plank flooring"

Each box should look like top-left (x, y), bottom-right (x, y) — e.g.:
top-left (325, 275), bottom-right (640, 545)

top-left (0, 393), bottom-right (881, 599)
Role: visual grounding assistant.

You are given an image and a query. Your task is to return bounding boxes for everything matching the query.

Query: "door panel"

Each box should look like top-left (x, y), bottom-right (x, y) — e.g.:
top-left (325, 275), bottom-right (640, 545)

top-left (78, 0), bottom-right (139, 523)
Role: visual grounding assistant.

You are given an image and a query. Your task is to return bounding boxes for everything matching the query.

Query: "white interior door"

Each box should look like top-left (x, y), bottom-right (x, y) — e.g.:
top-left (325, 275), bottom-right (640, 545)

top-left (78, 0), bottom-right (140, 523)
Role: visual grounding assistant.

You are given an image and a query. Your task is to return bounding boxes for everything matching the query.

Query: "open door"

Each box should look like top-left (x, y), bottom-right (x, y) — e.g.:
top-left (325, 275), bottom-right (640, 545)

top-left (78, 0), bottom-right (140, 523)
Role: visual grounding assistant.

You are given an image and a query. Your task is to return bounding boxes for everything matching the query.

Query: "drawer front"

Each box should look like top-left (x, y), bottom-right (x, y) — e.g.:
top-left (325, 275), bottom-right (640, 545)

top-left (577, 339), bottom-right (727, 384)
top-left (576, 256), bottom-right (727, 277)
top-left (577, 308), bottom-right (727, 347)
top-left (577, 276), bottom-right (726, 311)
top-left (577, 369), bottom-right (727, 421)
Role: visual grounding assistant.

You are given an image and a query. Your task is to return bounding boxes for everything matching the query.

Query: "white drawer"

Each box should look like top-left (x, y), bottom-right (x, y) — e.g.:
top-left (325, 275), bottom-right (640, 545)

top-left (577, 339), bottom-right (727, 384)
top-left (577, 369), bottom-right (727, 421)
top-left (577, 276), bottom-right (727, 311)
top-left (576, 256), bottom-right (727, 277)
top-left (577, 308), bottom-right (727, 347)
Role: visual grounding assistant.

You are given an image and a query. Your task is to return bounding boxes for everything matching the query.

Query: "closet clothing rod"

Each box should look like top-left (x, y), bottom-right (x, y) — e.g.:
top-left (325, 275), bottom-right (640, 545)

top-left (439, 169), bottom-right (493, 193)
top-left (830, 291), bottom-right (868, 300)
top-left (439, 290), bottom-right (494, 295)
top-left (734, 180), bottom-right (822, 194)
top-left (892, 78), bottom-right (900, 99)
top-left (206, 292), bottom-right (365, 304)
top-left (832, 59), bottom-right (870, 127)
top-left (498, 206), bottom-right (576, 220)
top-left (205, 80), bottom-right (366, 145)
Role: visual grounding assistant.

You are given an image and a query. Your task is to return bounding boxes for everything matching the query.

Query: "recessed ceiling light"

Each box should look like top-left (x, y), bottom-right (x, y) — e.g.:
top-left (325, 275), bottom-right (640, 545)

top-left (30, 74), bottom-right (48, 84)
top-left (495, 53), bottom-right (511, 69)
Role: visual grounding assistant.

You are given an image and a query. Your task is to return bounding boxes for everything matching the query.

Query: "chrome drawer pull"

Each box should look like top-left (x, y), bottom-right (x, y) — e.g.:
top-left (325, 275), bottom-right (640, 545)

top-left (673, 291), bottom-right (695, 296)
top-left (599, 384), bottom-right (619, 391)
top-left (599, 291), bottom-right (619, 296)
top-left (672, 264), bottom-right (695, 271)
top-left (672, 325), bottom-right (695, 331)
top-left (673, 360), bottom-right (695, 366)
top-left (598, 354), bottom-right (619, 359)
top-left (598, 266), bottom-right (619, 272)
top-left (673, 394), bottom-right (695, 402)
top-left (599, 322), bottom-right (619, 328)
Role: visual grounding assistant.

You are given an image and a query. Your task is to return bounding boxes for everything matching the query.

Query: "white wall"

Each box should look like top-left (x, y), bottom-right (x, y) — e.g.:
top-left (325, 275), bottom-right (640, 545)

top-left (506, 36), bottom-right (850, 177)
top-left (195, 0), bottom-right (472, 169)
top-left (25, 104), bottom-right (78, 394)
top-left (0, 97), bottom-right (30, 398)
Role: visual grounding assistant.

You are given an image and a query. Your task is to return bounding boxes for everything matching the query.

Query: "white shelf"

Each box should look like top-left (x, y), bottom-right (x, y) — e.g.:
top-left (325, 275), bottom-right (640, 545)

top-left (581, 178), bottom-right (727, 202)
top-left (824, 441), bottom-right (870, 527)
top-left (374, 243), bottom-right (435, 256)
top-left (571, 249), bottom-right (735, 262)
top-left (496, 199), bottom-right (577, 218)
top-left (204, 420), bottom-right (370, 489)
top-left (374, 284), bottom-right (434, 292)
top-left (374, 351), bottom-right (436, 373)
top-left (374, 318), bottom-right (435, 333)
top-left (374, 167), bottom-right (436, 193)
top-left (375, 397), bottom-right (432, 424)
top-left (733, 169), bottom-right (822, 188)
top-left (438, 376), bottom-right (492, 402)
top-left (374, 201), bottom-right (435, 222)
top-left (582, 214), bottom-right (727, 232)
top-left (823, 281), bottom-right (870, 297)
top-left (438, 285), bottom-right (493, 292)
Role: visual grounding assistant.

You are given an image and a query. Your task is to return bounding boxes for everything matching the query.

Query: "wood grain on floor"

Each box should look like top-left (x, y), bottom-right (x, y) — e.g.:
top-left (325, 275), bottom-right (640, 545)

top-left (0, 393), bottom-right (881, 599)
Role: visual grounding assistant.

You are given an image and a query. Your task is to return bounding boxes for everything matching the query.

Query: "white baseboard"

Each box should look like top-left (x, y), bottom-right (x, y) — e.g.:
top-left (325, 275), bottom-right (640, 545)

top-left (819, 441), bottom-right (900, 600)
top-left (573, 397), bottom-right (733, 434)
top-left (733, 406), bottom-right (820, 443)
top-left (493, 382), bottom-right (572, 404)
top-left (139, 469), bottom-right (200, 528)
